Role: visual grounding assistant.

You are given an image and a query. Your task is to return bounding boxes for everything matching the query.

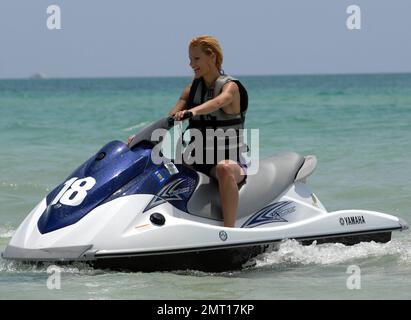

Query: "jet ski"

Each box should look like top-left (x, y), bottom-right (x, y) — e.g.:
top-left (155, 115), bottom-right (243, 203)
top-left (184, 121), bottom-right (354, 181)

top-left (2, 114), bottom-right (408, 272)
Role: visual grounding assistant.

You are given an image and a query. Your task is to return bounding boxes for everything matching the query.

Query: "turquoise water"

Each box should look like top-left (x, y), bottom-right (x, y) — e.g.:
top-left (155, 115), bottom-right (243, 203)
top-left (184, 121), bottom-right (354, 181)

top-left (0, 74), bottom-right (410, 299)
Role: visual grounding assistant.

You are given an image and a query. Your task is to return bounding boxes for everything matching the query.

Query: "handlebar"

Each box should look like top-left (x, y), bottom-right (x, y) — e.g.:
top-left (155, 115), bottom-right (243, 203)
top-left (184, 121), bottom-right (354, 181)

top-left (180, 111), bottom-right (193, 120)
top-left (129, 112), bottom-right (194, 149)
top-left (167, 111), bottom-right (193, 126)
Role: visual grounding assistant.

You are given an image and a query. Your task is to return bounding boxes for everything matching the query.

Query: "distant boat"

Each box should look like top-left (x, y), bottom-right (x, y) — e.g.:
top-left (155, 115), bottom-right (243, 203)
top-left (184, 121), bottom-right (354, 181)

top-left (29, 73), bottom-right (46, 79)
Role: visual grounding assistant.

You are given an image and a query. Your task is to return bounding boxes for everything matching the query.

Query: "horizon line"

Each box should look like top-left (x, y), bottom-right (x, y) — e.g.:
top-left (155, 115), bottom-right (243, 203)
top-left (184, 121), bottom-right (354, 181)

top-left (1, 70), bottom-right (411, 81)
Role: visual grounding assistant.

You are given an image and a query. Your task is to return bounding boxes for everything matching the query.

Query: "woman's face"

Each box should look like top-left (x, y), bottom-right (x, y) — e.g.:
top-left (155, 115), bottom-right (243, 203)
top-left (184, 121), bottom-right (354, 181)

top-left (189, 45), bottom-right (215, 79)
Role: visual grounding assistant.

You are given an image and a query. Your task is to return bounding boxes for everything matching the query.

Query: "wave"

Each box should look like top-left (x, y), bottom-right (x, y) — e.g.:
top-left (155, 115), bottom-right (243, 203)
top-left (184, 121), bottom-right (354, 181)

top-left (0, 181), bottom-right (50, 193)
top-left (255, 237), bottom-right (411, 268)
top-left (122, 121), bottom-right (149, 132)
top-left (0, 259), bottom-right (104, 275)
top-left (317, 90), bottom-right (345, 96)
top-left (0, 225), bottom-right (15, 239)
top-left (167, 237), bottom-right (411, 277)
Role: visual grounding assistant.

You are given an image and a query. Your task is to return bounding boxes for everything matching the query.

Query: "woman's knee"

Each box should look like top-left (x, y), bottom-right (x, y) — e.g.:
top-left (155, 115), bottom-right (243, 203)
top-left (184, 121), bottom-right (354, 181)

top-left (215, 162), bottom-right (235, 180)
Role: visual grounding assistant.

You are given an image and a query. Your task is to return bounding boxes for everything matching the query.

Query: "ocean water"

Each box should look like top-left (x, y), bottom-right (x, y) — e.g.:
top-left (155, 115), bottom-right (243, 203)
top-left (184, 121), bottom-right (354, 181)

top-left (0, 74), bottom-right (410, 300)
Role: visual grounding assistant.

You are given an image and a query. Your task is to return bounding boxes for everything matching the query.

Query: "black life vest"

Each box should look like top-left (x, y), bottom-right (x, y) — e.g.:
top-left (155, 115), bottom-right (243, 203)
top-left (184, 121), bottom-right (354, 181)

top-left (185, 75), bottom-right (248, 165)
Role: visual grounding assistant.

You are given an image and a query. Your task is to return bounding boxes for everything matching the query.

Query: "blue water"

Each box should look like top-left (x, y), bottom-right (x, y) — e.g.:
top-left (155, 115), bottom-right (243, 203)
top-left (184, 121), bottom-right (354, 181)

top-left (0, 74), bottom-right (410, 299)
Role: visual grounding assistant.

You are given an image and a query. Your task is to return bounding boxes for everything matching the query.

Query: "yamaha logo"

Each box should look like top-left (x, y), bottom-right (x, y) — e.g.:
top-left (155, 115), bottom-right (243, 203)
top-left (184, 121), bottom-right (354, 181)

top-left (219, 231), bottom-right (228, 241)
top-left (339, 215), bottom-right (366, 226)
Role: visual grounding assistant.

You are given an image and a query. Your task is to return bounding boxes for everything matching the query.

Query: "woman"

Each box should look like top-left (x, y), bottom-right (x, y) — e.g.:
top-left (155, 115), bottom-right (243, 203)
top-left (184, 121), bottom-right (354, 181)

top-left (171, 35), bottom-right (249, 228)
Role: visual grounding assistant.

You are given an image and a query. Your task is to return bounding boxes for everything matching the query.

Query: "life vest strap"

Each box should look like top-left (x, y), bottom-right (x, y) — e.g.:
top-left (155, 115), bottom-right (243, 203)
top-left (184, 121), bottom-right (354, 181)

top-left (188, 118), bottom-right (244, 129)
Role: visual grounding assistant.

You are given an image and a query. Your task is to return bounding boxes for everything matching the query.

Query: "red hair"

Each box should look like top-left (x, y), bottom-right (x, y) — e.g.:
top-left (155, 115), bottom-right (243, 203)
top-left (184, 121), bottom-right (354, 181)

top-left (189, 35), bottom-right (223, 72)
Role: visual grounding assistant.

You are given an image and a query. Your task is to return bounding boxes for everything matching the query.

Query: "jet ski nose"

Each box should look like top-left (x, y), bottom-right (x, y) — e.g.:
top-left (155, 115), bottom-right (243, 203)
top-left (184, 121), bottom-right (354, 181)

top-left (398, 217), bottom-right (409, 231)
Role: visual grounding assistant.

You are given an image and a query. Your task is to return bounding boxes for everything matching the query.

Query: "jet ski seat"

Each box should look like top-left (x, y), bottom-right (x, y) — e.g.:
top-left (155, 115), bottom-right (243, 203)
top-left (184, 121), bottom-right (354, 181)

top-left (187, 152), bottom-right (305, 221)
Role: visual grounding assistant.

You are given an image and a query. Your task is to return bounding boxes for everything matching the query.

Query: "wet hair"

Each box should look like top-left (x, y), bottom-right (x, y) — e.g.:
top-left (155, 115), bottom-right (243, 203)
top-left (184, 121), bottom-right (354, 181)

top-left (189, 35), bottom-right (223, 72)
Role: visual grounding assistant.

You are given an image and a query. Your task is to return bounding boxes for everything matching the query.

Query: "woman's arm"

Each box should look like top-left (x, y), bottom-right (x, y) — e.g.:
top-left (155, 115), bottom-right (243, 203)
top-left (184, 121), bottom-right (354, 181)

top-left (192, 82), bottom-right (237, 115)
top-left (174, 82), bottom-right (238, 120)
top-left (168, 84), bottom-right (191, 116)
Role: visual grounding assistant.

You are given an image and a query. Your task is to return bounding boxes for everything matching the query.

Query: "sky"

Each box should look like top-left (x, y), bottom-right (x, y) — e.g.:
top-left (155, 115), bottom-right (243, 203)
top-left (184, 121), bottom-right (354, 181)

top-left (0, 0), bottom-right (410, 79)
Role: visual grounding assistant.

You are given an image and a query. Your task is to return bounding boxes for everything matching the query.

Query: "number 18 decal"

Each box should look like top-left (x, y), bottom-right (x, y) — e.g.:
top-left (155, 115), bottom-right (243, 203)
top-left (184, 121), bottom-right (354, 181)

top-left (51, 177), bottom-right (96, 207)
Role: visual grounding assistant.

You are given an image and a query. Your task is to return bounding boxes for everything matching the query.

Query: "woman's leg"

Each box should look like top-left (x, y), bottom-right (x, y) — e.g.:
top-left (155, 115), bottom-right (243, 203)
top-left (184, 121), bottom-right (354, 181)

top-left (211, 160), bottom-right (246, 227)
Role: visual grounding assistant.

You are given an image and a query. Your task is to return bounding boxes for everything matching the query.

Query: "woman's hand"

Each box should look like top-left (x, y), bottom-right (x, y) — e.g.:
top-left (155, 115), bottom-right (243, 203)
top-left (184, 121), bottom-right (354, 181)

top-left (174, 110), bottom-right (187, 121)
top-left (174, 110), bottom-right (195, 121)
top-left (127, 134), bottom-right (136, 146)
